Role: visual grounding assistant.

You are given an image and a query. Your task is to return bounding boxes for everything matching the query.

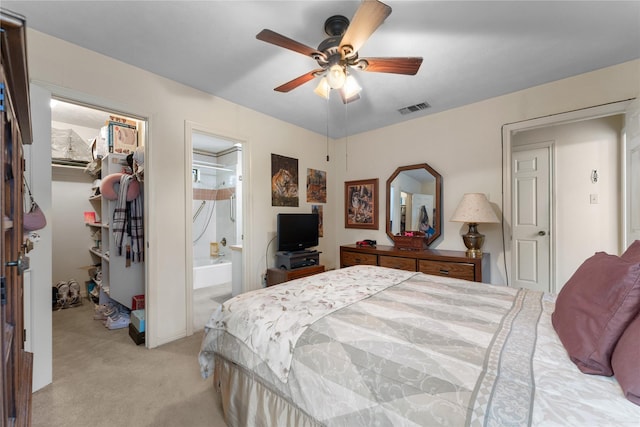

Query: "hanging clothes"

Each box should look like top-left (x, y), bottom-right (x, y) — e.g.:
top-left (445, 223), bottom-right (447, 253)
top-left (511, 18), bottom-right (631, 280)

top-left (112, 174), bottom-right (144, 263)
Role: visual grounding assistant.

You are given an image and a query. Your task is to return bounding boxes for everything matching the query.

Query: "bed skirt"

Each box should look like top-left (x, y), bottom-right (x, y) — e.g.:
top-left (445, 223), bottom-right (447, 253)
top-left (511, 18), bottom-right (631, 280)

top-left (214, 355), bottom-right (322, 427)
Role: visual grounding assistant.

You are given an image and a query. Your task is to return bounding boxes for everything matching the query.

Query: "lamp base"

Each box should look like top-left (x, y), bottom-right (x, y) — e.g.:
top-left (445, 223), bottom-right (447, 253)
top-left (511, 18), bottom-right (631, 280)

top-left (465, 248), bottom-right (483, 258)
top-left (462, 223), bottom-right (485, 258)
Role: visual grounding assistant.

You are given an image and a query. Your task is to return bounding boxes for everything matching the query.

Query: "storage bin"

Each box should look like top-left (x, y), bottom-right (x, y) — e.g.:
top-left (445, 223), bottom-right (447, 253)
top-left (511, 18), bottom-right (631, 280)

top-left (131, 309), bottom-right (145, 332)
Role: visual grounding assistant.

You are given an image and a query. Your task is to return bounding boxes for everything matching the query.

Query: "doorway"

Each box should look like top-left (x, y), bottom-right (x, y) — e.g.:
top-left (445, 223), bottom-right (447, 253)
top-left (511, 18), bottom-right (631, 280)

top-left (503, 101), bottom-right (631, 293)
top-left (185, 124), bottom-right (244, 333)
top-left (28, 85), bottom-right (150, 391)
top-left (50, 98), bottom-right (148, 305)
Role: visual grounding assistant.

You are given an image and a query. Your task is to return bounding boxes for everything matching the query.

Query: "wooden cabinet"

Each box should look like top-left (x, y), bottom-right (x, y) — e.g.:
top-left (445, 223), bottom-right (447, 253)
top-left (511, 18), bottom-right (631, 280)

top-left (266, 265), bottom-right (325, 287)
top-left (1, 10), bottom-right (33, 425)
top-left (340, 244), bottom-right (487, 282)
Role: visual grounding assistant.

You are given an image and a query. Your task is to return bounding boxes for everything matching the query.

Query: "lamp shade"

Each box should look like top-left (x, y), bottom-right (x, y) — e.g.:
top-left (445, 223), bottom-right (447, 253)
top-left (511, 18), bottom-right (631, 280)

top-left (314, 77), bottom-right (330, 99)
top-left (326, 64), bottom-right (346, 89)
top-left (450, 193), bottom-right (499, 224)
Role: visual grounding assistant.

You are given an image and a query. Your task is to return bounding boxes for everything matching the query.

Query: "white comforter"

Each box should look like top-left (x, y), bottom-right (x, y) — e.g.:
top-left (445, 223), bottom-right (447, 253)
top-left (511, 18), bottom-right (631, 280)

top-left (200, 266), bottom-right (416, 381)
top-left (199, 266), bottom-right (640, 426)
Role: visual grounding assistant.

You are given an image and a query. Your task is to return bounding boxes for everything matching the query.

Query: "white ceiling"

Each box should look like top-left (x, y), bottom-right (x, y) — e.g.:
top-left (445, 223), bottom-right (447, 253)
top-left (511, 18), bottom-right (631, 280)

top-left (4, 1), bottom-right (639, 139)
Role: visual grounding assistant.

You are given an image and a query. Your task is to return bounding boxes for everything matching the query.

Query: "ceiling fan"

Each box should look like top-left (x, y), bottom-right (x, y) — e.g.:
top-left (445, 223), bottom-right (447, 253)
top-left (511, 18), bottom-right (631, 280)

top-left (256, 0), bottom-right (423, 104)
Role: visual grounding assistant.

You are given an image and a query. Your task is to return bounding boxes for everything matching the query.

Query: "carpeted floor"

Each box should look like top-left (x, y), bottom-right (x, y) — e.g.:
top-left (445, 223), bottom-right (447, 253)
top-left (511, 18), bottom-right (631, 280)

top-left (31, 301), bottom-right (227, 427)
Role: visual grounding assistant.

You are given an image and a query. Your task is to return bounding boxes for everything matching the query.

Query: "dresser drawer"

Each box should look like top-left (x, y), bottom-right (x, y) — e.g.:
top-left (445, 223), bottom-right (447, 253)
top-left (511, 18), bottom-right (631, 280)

top-left (341, 251), bottom-right (377, 267)
top-left (418, 260), bottom-right (475, 281)
top-left (379, 255), bottom-right (417, 271)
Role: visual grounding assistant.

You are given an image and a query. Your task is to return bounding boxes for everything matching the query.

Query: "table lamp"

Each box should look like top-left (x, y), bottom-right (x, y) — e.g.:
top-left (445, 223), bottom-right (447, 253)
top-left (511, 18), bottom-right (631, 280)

top-left (450, 193), bottom-right (499, 258)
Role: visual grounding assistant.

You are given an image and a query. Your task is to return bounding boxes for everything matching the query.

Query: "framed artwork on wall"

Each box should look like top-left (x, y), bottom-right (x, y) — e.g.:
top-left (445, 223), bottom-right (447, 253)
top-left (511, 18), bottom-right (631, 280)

top-left (307, 168), bottom-right (327, 203)
top-left (271, 153), bottom-right (299, 207)
top-left (345, 178), bottom-right (378, 229)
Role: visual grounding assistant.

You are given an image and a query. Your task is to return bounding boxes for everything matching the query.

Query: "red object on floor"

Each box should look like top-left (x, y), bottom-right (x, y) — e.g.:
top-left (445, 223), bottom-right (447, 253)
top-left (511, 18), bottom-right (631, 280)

top-left (132, 294), bottom-right (145, 310)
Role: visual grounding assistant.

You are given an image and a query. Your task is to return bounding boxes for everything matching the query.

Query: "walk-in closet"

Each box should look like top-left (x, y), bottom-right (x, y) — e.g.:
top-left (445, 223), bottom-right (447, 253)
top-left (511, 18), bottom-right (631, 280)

top-left (50, 99), bottom-right (147, 342)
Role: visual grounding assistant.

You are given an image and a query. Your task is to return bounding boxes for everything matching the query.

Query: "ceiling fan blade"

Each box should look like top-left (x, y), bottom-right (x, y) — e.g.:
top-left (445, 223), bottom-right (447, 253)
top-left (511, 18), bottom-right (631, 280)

top-left (274, 69), bottom-right (324, 93)
top-left (359, 57), bottom-right (423, 75)
top-left (340, 0), bottom-right (392, 57)
top-left (256, 29), bottom-right (325, 59)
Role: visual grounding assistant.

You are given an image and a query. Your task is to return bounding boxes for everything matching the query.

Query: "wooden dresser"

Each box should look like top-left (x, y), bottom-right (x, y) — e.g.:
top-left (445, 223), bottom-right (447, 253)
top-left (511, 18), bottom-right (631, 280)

top-left (340, 244), bottom-right (487, 282)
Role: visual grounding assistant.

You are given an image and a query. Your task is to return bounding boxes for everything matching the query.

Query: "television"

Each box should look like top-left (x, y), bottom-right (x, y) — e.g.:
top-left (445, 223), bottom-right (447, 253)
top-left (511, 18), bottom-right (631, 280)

top-left (277, 213), bottom-right (319, 252)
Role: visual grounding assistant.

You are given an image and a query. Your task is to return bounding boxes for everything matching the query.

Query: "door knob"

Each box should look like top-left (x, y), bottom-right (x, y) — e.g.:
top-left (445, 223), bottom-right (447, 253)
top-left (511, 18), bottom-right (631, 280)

top-left (5, 253), bottom-right (29, 274)
top-left (538, 231), bottom-right (546, 236)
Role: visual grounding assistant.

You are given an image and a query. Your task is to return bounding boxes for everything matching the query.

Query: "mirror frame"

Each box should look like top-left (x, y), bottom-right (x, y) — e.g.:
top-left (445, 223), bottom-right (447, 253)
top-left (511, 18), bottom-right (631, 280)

top-left (386, 163), bottom-right (442, 247)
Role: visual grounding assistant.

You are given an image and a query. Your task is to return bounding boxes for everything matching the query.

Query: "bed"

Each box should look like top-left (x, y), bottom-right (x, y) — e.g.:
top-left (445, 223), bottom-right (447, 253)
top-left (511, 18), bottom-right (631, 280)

top-left (198, 264), bottom-right (640, 426)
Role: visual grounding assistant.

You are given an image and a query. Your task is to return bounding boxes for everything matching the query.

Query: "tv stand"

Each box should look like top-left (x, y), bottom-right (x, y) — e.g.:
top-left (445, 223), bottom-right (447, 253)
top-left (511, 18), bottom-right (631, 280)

top-left (276, 250), bottom-right (320, 270)
top-left (267, 265), bottom-right (325, 287)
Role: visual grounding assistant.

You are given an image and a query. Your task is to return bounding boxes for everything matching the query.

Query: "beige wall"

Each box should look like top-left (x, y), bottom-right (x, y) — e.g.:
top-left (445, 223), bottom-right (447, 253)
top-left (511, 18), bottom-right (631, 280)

top-left (26, 29), bottom-right (334, 351)
top-left (50, 166), bottom-right (95, 287)
top-left (333, 60), bottom-right (639, 285)
top-left (24, 28), bottom-right (639, 389)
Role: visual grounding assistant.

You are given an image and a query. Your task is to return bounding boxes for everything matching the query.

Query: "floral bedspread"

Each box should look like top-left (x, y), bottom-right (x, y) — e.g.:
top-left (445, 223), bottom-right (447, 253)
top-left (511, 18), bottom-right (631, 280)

top-left (199, 265), bottom-right (416, 382)
top-left (199, 266), bottom-right (640, 426)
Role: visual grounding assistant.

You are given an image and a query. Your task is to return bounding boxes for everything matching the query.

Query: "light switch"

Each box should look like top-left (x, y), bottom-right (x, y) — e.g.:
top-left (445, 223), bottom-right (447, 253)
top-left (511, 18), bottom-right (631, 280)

top-left (590, 194), bottom-right (599, 204)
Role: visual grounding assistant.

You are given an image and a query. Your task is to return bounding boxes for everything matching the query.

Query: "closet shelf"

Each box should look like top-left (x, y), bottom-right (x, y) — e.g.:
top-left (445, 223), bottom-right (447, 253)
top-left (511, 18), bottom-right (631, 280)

top-left (85, 153), bottom-right (143, 312)
top-left (89, 247), bottom-right (102, 257)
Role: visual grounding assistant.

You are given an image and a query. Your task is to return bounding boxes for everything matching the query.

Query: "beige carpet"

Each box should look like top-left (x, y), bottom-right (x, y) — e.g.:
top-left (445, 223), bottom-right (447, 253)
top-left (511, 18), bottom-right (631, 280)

top-left (32, 301), bottom-right (227, 427)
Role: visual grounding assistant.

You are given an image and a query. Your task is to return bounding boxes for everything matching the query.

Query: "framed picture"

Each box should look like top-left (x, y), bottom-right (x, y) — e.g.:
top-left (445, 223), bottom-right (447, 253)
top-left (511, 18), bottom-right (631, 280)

top-left (344, 178), bottom-right (378, 229)
top-left (306, 168), bottom-right (327, 203)
top-left (271, 153), bottom-right (299, 207)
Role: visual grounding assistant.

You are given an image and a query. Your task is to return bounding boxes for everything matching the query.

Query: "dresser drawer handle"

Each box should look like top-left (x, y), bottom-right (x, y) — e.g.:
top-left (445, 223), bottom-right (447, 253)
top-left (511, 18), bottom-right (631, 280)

top-left (439, 269), bottom-right (449, 275)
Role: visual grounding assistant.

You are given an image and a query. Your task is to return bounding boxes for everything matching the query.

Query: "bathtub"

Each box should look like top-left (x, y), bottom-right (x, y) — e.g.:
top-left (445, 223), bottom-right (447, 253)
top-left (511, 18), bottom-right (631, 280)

top-left (193, 257), bottom-right (233, 290)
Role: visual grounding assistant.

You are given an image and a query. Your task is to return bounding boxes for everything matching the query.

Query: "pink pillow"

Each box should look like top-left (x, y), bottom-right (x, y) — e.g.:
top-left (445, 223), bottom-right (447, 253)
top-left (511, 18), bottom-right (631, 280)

top-left (552, 252), bottom-right (640, 376)
top-left (621, 240), bottom-right (640, 263)
top-left (100, 173), bottom-right (140, 201)
top-left (612, 312), bottom-right (640, 405)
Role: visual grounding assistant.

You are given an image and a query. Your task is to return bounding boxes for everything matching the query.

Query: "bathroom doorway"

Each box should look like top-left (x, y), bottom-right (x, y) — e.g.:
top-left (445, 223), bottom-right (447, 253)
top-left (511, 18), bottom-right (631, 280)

top-left (186, 125), bottom-right (243, 332)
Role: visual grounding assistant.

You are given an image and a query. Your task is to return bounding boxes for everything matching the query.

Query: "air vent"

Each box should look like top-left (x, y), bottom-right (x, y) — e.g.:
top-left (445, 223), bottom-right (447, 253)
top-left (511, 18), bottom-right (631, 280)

top-left (398, 102), bottom-right (430, 115)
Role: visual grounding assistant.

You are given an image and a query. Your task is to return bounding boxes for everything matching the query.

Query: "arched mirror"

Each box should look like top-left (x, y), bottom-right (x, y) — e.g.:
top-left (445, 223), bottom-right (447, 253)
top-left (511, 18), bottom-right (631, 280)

top-left (386, 163), bottom-right (442, 247)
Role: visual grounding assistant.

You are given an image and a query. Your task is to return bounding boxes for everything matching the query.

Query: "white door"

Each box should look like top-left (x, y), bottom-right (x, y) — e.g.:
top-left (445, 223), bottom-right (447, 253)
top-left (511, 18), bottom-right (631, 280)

top-left (625, 98), bottom-right (640, 246)
top-left (27, 84), bottom-right (54, 391)
top-left (511, 144), bottom-right (551, 292)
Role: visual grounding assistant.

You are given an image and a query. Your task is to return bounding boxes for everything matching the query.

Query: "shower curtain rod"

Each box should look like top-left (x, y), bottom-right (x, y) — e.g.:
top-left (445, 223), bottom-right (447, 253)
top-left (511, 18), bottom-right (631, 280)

top-left (192, 161), bottom-right (233, 172)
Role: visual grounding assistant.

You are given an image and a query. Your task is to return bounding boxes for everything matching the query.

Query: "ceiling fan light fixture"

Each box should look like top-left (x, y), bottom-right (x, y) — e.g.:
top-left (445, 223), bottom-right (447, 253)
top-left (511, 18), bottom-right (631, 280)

top-left (342, 75), bottom-right (362, 98)
top-left (326, 64), bottom-right (346, 89)
top-left (314, 77), bottom-right (331, 99)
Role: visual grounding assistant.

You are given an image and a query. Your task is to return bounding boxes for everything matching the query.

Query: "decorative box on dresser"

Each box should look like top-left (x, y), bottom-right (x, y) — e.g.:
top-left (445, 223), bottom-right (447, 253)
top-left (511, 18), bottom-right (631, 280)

top-left (340, 244), bottom-right (488, 282)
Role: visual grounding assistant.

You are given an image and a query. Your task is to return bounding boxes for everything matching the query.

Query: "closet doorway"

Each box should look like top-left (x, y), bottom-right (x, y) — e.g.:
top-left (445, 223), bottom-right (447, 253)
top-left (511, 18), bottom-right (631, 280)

top-left (51, 99), bottom-right (147, 298)
top-left (28, 86), bottom-right (150, 391)
top-left (185, 123), bottom-right (244, 334)
top-left (49, 100), bottom-right (148, 332)
top-left (502, 100), bottom-right (632, 294)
